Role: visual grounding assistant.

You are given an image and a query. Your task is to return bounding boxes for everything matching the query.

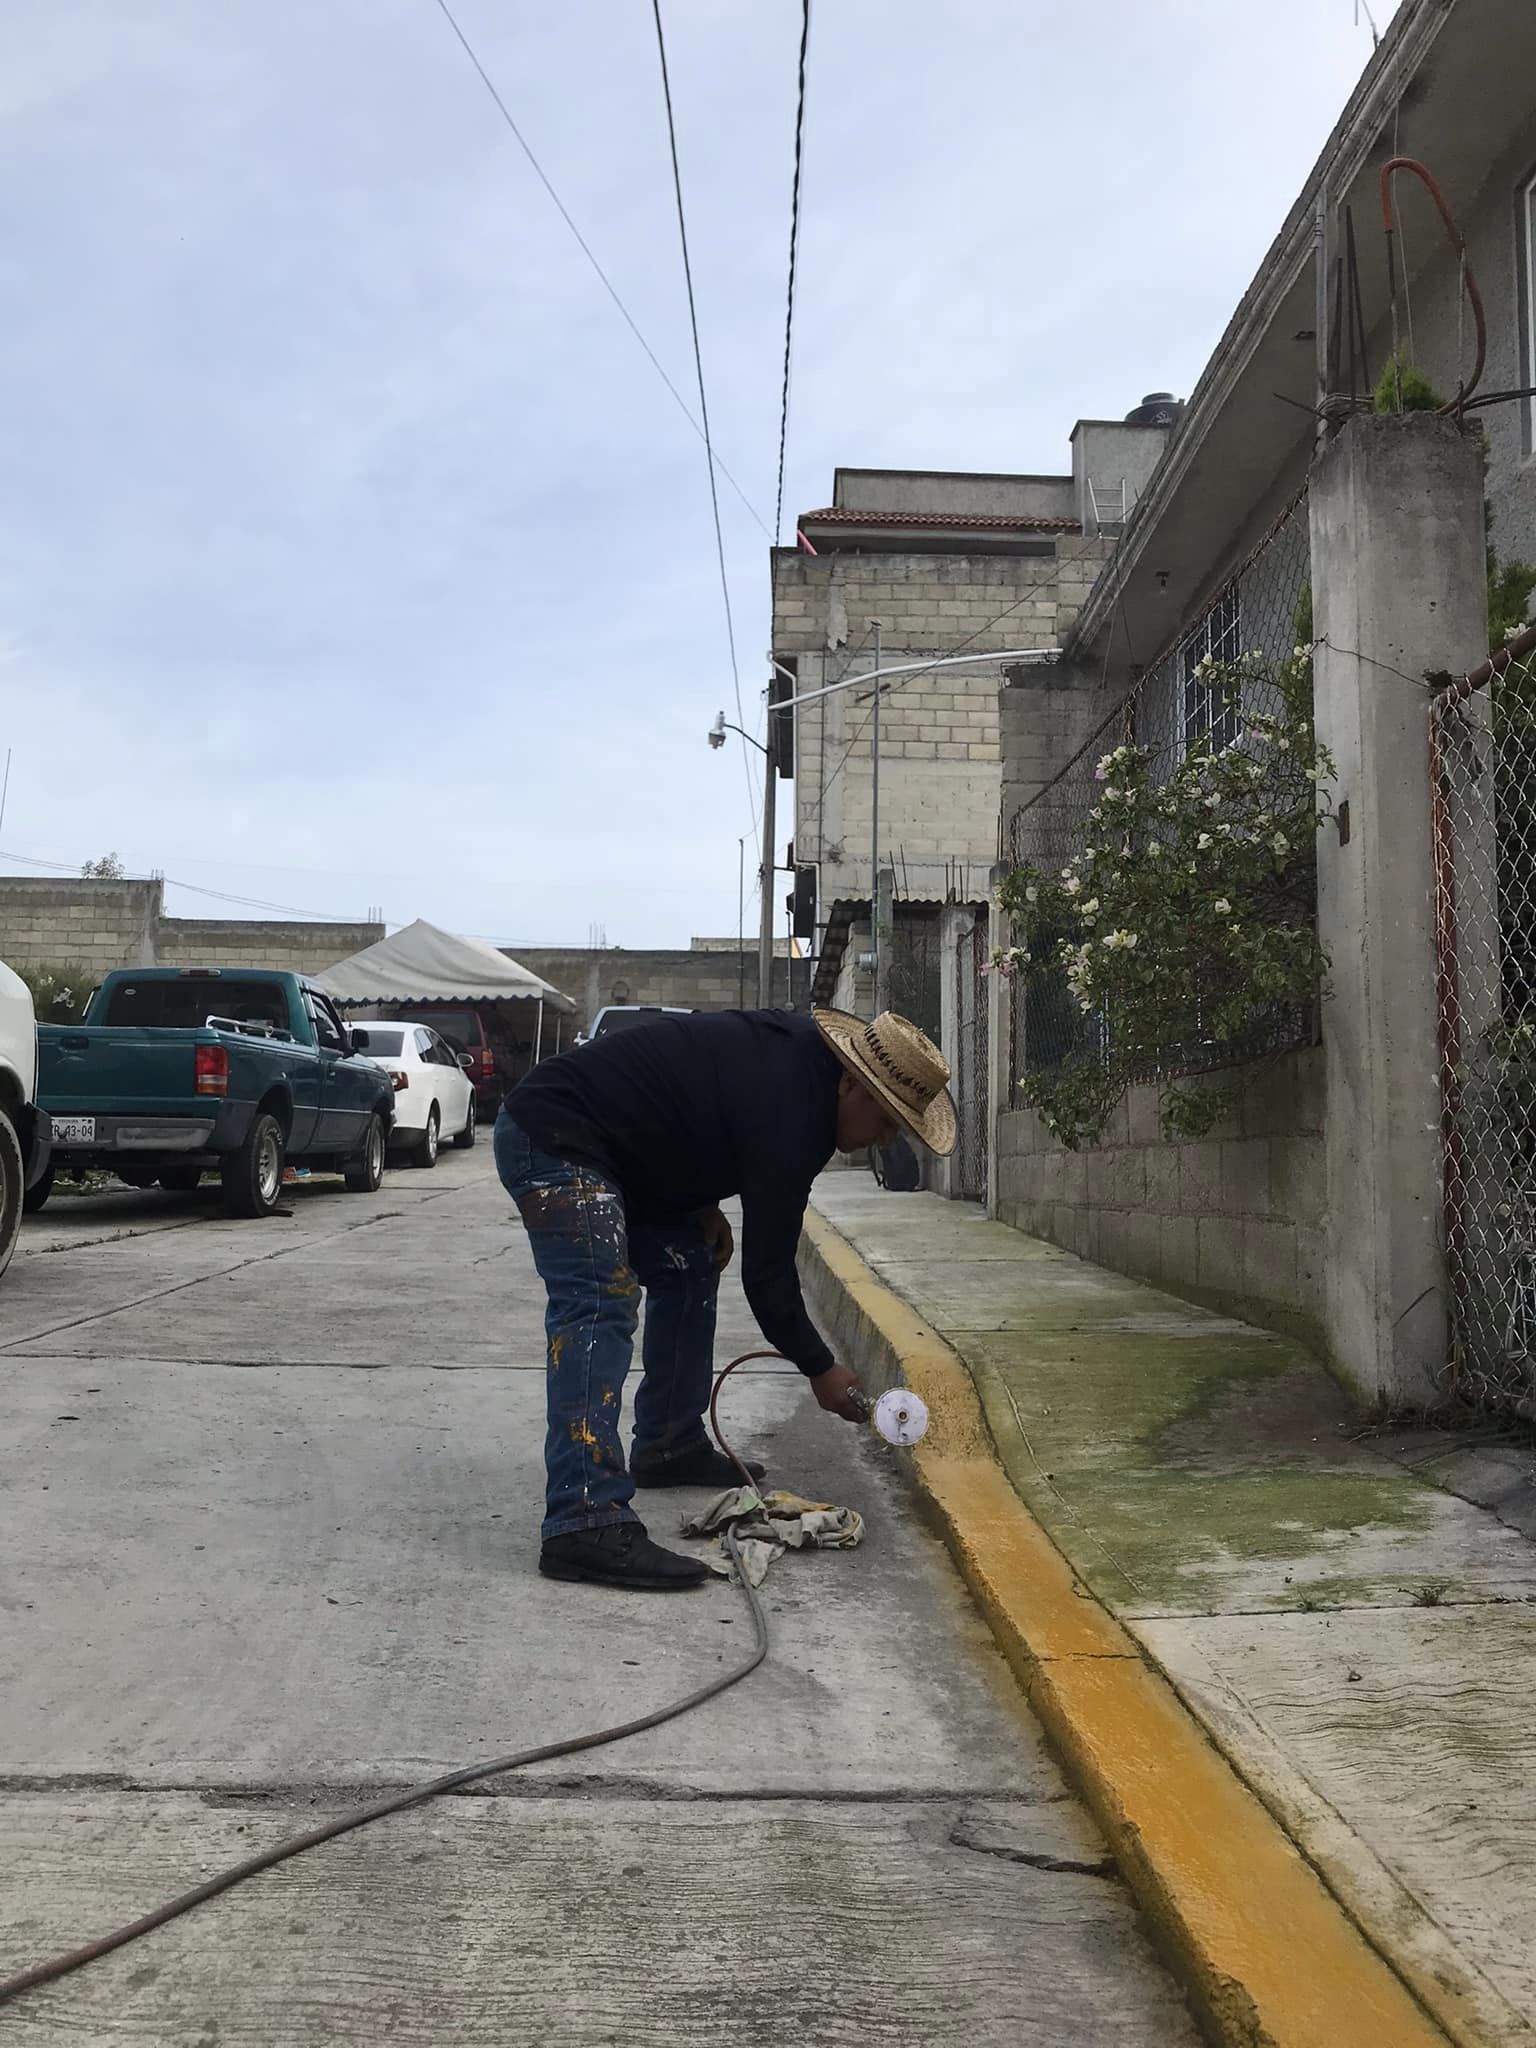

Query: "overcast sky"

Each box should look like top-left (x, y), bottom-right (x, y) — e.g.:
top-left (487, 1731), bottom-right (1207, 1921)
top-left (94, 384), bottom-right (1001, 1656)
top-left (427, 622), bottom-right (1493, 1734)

top-left (0, 0), bottom-right (1399, 949)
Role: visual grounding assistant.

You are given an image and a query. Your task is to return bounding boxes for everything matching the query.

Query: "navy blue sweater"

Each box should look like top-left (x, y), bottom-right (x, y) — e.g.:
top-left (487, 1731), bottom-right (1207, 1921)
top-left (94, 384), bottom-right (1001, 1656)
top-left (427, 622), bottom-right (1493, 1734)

top-left (505, 1009), bottom-right (840, 1376)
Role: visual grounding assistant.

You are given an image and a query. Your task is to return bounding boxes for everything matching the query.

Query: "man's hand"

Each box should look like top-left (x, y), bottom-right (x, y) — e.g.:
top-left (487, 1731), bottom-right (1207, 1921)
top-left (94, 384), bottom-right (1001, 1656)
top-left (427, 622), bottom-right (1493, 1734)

top-left (810, 1361), bottom-right (868, 1423)
top-left (696, 1206), bottom-right (735, 1272)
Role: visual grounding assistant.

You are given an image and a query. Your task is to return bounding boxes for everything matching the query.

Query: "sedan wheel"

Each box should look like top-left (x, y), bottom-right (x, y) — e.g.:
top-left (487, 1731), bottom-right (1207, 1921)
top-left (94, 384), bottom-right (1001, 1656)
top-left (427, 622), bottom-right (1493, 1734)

top-left (417, 1107), bottom-right (440, 1169)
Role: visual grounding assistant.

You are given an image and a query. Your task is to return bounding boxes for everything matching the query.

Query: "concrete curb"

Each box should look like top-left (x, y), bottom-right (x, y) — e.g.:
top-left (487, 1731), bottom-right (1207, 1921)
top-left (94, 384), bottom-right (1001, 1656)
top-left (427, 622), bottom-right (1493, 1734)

top-left (802, 1207), bottom-right (1452, 2048)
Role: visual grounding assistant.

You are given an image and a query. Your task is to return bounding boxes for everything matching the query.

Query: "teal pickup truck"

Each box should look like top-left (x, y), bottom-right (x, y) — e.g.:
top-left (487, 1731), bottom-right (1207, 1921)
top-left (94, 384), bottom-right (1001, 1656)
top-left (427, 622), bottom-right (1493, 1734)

top-left (31, 968), bottom-right (396, 1219)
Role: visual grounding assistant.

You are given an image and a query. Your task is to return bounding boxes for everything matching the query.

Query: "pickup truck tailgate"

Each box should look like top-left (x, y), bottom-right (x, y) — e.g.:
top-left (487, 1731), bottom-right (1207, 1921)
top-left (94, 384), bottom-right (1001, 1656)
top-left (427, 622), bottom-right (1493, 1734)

top-left (37, 1027), bottom-right (215, 1117)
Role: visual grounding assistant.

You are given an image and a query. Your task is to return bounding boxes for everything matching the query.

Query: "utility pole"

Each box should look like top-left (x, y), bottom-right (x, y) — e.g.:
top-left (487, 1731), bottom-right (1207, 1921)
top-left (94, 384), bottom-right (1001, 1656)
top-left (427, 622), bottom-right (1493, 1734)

top-left (758, 721), bottom-right (777, 1007)
top-left (737, 836), bottom-right (746, 1008)
top-left (868, 619), bottom-right (882, 1007)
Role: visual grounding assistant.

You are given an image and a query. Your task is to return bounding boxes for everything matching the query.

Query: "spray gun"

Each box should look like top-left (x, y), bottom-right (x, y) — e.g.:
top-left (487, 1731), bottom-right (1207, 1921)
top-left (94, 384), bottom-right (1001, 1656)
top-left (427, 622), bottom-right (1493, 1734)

top-left (846, 1384), bottom-right (930, 1446)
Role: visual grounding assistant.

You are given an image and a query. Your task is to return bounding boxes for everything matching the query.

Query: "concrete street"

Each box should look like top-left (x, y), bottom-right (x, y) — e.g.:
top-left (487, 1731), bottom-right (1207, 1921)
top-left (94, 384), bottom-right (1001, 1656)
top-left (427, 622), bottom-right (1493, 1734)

top-left (0, 1153), bottom-right (1196, 2046)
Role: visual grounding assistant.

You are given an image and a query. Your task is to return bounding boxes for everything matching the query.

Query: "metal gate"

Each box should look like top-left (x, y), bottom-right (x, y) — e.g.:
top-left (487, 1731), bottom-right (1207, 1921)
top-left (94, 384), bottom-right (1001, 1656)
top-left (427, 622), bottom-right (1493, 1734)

top-left (1431, 623), bottom-right (1536, 1416)
top-left (954, 919), bottom-right (989, 1201)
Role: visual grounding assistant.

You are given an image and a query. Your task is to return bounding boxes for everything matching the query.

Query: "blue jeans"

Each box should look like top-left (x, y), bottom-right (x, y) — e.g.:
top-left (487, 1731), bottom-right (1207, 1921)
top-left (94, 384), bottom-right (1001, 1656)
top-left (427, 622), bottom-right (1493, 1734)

top-left (494, 1111), bottom-right (721, 1538)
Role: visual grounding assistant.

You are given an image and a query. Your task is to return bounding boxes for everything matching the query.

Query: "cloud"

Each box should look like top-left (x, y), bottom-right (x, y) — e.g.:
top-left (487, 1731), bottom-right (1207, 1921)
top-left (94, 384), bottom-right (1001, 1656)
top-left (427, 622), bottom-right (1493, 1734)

top-left (0, 0), bottom-right (1398, 945)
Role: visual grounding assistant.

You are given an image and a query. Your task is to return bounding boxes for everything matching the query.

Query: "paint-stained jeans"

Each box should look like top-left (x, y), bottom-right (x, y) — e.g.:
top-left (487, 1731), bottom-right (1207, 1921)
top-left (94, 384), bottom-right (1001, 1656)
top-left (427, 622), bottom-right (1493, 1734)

top-left (494, 1111), bottom-right (721, 1538)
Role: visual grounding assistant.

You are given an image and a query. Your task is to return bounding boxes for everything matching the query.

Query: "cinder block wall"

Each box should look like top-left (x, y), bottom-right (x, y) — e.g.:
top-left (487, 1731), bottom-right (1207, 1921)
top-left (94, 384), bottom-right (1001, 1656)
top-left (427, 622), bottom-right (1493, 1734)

top-left (995, 1048), bottom-right (1326, 1346)
top-left (507, 947), bottom-right (808, 1037)
top-left (0, 877), bottom-right (161, 972)
top-left (0, 875), bottom-right (382, 978)
top-left (775, 545), bottom-right (1111, 895)
top-left (157, 919), bottom-right (384, 974)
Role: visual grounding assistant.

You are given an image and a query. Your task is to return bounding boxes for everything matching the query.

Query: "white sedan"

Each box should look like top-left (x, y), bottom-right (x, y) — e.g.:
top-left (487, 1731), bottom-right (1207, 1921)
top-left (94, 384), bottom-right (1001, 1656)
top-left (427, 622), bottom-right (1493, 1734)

top-left (352, 1022), bottom-right (476, 1167)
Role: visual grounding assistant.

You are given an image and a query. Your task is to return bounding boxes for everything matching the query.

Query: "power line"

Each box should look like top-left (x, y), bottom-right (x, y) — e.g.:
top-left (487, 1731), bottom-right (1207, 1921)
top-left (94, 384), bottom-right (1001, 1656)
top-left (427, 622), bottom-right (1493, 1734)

top-left (428, 0), bottom-right (771, 543)
top-left (0, 847), bottom-right (371, 923)
top-left (649, 0), bottom-right (758, 823)
top-left (773, 0), bottom-right (811, 547)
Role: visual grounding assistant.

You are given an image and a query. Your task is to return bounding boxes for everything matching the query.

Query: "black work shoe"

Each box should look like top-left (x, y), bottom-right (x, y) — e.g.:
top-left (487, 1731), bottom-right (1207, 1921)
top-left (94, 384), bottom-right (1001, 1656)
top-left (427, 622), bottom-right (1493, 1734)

top-left (539, 1521), bottom-right (709, 1591)
top-left (630, 1442), bottom-right (767, 1490)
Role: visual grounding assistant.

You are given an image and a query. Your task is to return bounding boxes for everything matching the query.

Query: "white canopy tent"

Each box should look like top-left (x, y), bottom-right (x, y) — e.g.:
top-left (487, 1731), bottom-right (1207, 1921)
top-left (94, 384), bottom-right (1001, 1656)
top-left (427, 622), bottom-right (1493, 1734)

top-left (315, 919), bottom-right (575, 1064)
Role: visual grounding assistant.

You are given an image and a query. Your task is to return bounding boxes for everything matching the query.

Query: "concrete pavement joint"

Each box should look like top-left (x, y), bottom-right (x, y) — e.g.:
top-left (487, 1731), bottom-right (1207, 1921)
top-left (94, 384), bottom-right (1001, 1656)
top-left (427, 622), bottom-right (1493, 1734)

top-left (1, 1207), bottom-right (413, 1352)
top-left (0, 1773), bottom-right (1061, 1806)
top-left (947, 1824), bottom-right (1116, 1879)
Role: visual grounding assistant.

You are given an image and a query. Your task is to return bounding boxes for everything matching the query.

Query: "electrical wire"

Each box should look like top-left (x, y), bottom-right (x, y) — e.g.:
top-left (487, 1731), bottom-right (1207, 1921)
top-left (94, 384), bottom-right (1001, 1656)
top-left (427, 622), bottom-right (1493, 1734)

top-left (428, 0), bottom-right (771, 544)
top-left (0, 849), bottom-right (371, 925)
top-left (773, 0), bottom-right (811, 547)
top-left (0, 1355), bottom-right (782, 2011)
top-left (649, 0), bottom-right (758, 826)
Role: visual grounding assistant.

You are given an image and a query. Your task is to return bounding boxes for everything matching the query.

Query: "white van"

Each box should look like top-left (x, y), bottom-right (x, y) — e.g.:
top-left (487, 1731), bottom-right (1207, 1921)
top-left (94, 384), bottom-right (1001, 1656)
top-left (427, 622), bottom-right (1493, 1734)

top-left (0, 959), bottom-right (45, 1279)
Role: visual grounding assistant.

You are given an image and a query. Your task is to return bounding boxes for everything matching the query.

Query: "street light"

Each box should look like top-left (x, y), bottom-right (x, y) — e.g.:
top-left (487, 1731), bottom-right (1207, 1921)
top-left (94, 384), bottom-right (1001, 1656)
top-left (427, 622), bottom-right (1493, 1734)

top-left (706, 710), bottom-right (776, 1006)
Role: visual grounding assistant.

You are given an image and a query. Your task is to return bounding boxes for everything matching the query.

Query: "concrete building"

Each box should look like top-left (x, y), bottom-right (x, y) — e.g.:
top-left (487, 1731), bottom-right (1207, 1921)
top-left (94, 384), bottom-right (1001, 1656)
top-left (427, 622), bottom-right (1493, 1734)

top-left (0, 874), bottom-right (382, 980)
top-left (771, 420), bottom-right (1174, 1021)
top-left (991, 0), bottom-right (1536, 1410)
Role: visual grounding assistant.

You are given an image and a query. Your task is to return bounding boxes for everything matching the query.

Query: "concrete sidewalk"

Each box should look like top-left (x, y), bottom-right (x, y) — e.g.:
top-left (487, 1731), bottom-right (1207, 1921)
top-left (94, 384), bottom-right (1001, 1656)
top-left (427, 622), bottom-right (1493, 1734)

top-left (804, 1180), bottom-right (1536, 2048)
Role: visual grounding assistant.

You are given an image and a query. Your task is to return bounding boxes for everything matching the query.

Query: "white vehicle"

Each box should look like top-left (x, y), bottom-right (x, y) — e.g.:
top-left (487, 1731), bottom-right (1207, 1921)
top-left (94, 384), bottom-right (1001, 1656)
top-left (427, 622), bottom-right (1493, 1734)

top-left (0, 958), bottom-right (46, 1279)
top-left (352, 1021), bottom-right (476, 1168)
top-left (577, 1003), bottom-right (694, 1046)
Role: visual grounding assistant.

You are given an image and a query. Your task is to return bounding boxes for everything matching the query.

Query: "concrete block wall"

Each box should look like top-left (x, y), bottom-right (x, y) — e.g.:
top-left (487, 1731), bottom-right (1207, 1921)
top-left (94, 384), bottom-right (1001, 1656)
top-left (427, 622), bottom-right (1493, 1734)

top-left (0, 875), bottom-right (383, 978)
top-left (505, 947), bottom-right (808, 1038)
top-left (0, 878), bottom-right (160, 973)
top-left (157, 919), bottom-right (384, 975)
top-left (999, 663), bottom-right (1111, 839)
top-left (776, 545), bottom-right (1112, 896)
top-left (995, 1048), bottom-right (1326, 1344)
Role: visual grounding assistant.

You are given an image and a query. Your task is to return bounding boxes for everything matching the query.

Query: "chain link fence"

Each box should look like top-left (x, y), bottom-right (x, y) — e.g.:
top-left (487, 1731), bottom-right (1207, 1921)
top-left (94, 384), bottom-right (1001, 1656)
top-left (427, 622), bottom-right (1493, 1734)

top-left (1431, 626), bottom-right (1536, 1417)
top-left (1005, 492), bottom-right (1317, 1099)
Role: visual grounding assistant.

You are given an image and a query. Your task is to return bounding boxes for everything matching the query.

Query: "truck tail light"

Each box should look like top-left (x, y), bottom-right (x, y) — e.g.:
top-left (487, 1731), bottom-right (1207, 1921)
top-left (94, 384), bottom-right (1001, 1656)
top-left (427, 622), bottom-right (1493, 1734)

top-left (479, 1049), bottom-right (495, 1077)
top-left (386, 1069), bottom-right (409, 1092)
top-left (195, 1045), bottom-right (229, 1097)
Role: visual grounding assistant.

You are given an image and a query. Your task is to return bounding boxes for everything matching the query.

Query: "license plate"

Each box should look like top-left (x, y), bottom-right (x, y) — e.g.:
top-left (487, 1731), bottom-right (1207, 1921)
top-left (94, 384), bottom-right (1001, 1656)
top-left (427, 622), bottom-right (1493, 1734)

top-left (52, 1116), bottom-right (97, 1145)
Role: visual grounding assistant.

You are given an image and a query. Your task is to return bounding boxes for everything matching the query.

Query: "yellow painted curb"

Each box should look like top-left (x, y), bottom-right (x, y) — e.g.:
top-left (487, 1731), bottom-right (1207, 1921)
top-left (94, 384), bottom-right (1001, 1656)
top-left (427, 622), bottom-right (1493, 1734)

top-left (803, 1207), bottom-right (1451, 2048)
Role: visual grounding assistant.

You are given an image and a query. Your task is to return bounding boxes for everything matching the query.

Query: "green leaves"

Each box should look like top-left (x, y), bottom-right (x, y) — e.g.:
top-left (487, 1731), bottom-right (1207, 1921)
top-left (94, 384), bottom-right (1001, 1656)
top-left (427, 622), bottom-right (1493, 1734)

top-left (1000, 650), bottom-right (1331, 1148)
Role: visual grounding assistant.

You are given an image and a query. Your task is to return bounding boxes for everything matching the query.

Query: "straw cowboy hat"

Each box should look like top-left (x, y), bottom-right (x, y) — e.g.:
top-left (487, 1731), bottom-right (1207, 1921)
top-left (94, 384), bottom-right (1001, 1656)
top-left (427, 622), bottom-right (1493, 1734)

top-left (814, 1008), bottom-right (957, 1157)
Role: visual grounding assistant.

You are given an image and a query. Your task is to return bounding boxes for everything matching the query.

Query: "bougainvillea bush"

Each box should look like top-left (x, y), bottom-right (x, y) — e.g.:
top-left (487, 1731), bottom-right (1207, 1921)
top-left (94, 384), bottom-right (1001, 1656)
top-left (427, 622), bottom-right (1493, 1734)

top-left (993, 644), bottom-right (1334, 1148)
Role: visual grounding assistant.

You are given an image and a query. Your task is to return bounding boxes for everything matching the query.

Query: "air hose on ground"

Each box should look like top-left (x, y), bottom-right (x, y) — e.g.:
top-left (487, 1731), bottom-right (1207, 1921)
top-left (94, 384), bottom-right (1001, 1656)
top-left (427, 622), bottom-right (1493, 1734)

top-left (0, 1350), bottom-right (792, 2009)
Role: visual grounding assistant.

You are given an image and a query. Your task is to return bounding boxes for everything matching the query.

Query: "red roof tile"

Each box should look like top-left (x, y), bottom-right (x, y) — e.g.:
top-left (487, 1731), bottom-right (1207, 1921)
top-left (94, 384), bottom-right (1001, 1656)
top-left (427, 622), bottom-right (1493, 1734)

top-left (799, 506), bottom-right (1079, 533)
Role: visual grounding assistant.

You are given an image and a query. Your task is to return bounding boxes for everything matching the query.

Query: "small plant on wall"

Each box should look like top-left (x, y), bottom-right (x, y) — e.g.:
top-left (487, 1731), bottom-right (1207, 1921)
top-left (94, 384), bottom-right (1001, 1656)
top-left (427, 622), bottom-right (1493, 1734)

top-left (993, 643), bottom-right (1334, 1149)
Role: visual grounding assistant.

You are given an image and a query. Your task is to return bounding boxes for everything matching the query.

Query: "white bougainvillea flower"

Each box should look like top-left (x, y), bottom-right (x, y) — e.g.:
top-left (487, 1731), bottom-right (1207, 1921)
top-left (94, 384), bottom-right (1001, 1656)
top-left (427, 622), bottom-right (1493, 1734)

top-left (1024, 884), bottom-right (1038, 903)
top-left (1080, 897), bottom-right (1099, 916)
top-left (1197, 832), bottom-right (1214, 850)
top-left (1272, 832), bottom-right (1289, 855)
top-left (1064, 876), bottom-right (1081, 894)
top-left (1213, 897), bottom-right (1231, 915)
